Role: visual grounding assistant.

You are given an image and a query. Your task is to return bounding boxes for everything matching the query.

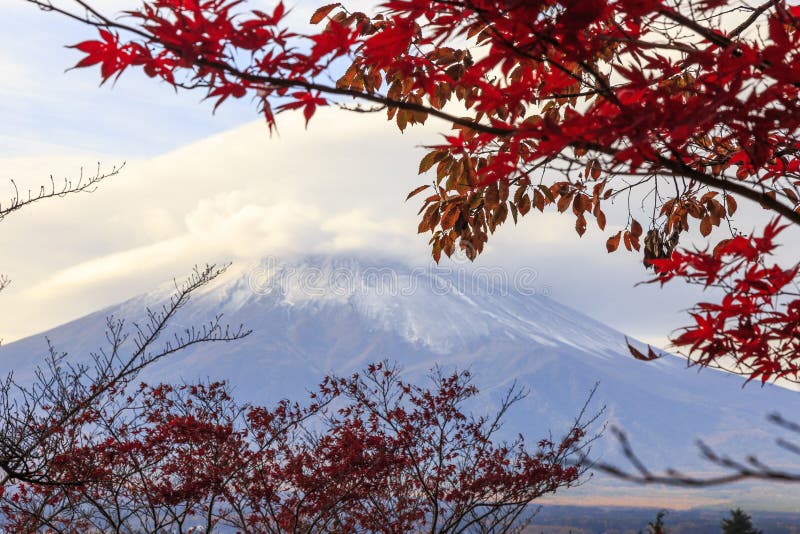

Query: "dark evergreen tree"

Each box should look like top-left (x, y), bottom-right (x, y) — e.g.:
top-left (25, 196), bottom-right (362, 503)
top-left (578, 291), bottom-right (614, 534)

top-left (647, 510), bottom-right (668, 534)
top-left (721, 508), bottom-right (762, 534)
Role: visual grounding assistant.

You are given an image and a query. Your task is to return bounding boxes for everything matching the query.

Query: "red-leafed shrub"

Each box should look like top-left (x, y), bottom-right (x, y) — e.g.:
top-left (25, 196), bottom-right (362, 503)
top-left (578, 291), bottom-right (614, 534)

top-left (1, 363), bottom-right (594, 532)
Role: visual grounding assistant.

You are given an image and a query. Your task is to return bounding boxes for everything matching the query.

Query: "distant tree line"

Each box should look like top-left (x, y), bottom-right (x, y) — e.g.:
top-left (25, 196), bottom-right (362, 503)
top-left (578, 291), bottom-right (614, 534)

top-left (635, 508), bottom-right (763, 534)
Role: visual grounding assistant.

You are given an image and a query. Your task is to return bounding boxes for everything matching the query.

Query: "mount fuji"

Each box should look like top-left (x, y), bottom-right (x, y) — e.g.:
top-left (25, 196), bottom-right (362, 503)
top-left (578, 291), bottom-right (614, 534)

top-left (1, 255), bottom-right (798, 509)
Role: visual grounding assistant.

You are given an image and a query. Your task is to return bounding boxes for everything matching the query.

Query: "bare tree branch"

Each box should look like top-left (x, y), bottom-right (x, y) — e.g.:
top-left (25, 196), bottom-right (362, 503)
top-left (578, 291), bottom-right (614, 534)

top-left (0, 264), bottom-right (250, 487)
top-left (0, 162), bottom-right (123, 222)
top-left (588, 413), bottom-right (800, 487)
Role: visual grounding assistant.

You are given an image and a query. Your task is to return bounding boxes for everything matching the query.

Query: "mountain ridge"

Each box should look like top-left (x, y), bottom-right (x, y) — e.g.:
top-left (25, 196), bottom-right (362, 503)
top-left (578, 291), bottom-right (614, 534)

top-left (1, 255), bottom-right (798, 509)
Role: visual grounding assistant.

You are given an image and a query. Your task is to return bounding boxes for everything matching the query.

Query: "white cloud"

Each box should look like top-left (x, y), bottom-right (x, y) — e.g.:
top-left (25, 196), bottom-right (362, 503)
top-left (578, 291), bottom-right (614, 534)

top-left (24, 237), bottom-right (191, 300)
top-left (0, 109), bottom-right (433, 337)
top-left (0, 105), bottom-right (717, 347)
top-left (24, 193), bottom-right (418, 301)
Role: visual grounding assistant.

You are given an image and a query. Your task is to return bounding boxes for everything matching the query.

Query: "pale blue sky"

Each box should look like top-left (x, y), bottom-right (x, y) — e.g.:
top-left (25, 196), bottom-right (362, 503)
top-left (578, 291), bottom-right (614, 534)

top-left (0, 0), bottom-right (256, 157)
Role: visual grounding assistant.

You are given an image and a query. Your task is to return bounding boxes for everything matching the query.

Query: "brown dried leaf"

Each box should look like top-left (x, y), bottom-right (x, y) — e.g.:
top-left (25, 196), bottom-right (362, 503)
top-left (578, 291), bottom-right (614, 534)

top-left (625, 337), bottom-right (662, 361)
top-left (518, 194), bottom-right (531, 215)
top-left (725, 194), bottom-right (737, 216)
top-left (419, 151), bottom-right (445, 174)
top-left (533, 190), bottom-right (544, 211)
top-left (699, 215), bottom-right (712, 237)
top-left (700, 191), bottom-right (718, 202)
top-left (494, 203), bottom-right (508, 226)
top-left (440, 204), bottom-right (461, 231)
top-left (712, 238), bottom-right (732, 257)
top-left (596, 210), bottom-right (606, 230)
top-left (606, 231), bottom-right (621, 253)
top-left (573, 194), bottom-right (589, 214)
top-left (418, 204), bottom-right (439, 233)
top-left (432, 238), bottom-right (442, 263)
top-left (485, 182), bottom-right (500, 209)
top-left (406, 185), bottom-right (430, 201)
top-left (310, 3), bottom-right (341, 24)
top-left (557, 193), bottom-right (573, 213)
top-left (396, 110), bottom-right (408, 132)
top-left (575, 213), bottom-right (587, 237)
top-left (499, 179), bottom-right (509, 202)
top-left (590, 161), bottom-right (601, 179)
top-left (538, 184), bottom-right (556, 203)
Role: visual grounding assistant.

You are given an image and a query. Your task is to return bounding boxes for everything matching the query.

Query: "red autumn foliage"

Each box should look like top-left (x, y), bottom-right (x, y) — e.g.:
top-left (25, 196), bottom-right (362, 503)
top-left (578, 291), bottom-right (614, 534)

top-left (33, 0), bottom-right (800, 381)
top-left (1, 363), bottom-right (593, 532)
top-left (649, 219), bottom-right (800, 384)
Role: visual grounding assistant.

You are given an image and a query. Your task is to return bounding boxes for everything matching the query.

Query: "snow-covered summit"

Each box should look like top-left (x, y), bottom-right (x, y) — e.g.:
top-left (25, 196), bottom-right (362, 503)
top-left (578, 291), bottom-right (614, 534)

top-left (131, 254), bottom-right (639, 358)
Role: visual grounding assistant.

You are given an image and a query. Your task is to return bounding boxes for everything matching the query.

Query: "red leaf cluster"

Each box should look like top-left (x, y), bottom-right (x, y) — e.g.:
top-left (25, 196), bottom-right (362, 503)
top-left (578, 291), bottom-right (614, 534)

top-left (649, 219), bottom-right (800, 383)
top-left (1, 363), bottom-right (590, 532)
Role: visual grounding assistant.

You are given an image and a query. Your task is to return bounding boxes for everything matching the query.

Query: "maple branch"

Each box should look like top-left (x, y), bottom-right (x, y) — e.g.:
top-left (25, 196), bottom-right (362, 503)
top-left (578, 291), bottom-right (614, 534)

top-left (78, 28), bottom-right (800, 231)
top-left (54, 12), bottom-right (800, 233)
top-left (29, 0), bottom-right (513, 137)
top-left (68, 39), bottom-right (800, 232)
top-left (654, 153), bottom-right (800, 226)
top-left (729, 0), bottom-right (779, 37)
top-left (597, 35), bottom-right (699, 54)
top-left (578, 141), bottom-right (800, 226)
top-left (453, 0), bottom-right (622, 106)
top-left (218, 63), bottom-right (514, 135)
top-left (658, 8), bottom-right (731, 47)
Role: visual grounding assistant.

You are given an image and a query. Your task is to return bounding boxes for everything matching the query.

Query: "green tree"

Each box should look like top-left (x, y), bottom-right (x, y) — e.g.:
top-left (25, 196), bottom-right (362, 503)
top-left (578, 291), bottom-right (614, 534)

top-left (720, 508), bottom-right (762, 534)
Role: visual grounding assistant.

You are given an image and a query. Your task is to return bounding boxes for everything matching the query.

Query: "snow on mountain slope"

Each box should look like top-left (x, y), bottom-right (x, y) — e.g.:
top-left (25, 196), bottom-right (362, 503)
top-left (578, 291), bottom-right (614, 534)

top-left (1, 255), bottom-right (798, 508)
